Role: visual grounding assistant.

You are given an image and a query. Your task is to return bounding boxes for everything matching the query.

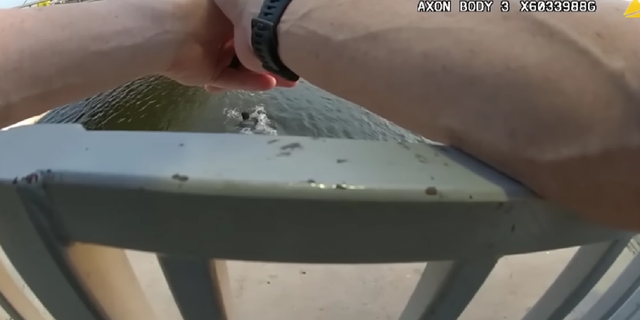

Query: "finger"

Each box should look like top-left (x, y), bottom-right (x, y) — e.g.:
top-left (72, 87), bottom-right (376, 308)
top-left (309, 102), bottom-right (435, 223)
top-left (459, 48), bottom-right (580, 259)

top-left (218, 39), bottom-right (239, 70)
top-left (234, 35), bottom-right (298, 87)
top-left (271, 74), bottom-right (298, 88)
top-left (231, 49), bottom-right (297, 87)
top-left (228, 58), bottom-right (296, 89)
top-left (228, 54), bottom-right (242, 70)
top-left (230, 32), bottom-right (298, 88)
top-left (227, 62), bottom-right (297, 88)
top-left (212, 67), bottom-right (277, 91)
top-left (234, 31), bottom-right (265, 73)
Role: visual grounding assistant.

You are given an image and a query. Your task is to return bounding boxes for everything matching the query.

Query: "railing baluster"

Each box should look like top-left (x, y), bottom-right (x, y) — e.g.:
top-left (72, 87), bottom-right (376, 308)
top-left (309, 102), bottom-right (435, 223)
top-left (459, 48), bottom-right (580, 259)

top-left (159, 256), bottom-right (235, 320)
top-left (0, 291), bottom-right (25, 320)
top-left (0, 257), bottom-right (46, 320)
top-left (581, 250), bottom-right (640, 320)
top-left (398, 258), bottom-right (498, 320)
top-left (66, 243), bottom-right (159, 320)
top-left (608, 284), bottom-right (640, 320)
top-left (0, 183), bottom-right (106, 320)
top-left (521, 238), bottom-right (630, 320)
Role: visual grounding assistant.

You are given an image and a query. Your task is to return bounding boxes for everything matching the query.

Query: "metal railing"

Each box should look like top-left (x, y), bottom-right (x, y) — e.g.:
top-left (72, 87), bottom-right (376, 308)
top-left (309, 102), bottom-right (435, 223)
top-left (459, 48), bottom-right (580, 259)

top-left (0, 123), bottom-right (639, 320)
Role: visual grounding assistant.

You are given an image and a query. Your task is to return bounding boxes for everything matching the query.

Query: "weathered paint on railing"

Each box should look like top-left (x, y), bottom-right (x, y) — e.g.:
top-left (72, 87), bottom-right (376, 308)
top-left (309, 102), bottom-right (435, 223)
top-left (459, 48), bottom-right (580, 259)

top-left (0, 124), bottom-right (628, 262)
top-left (0, 123), bottom-right (637, 320)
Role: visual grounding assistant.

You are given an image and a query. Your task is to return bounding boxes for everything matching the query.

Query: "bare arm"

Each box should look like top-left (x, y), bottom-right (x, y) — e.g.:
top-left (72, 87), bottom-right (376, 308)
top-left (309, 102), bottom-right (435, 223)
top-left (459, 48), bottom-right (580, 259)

top-left (4, 0), bottom-right (640, 229)
top-left (271, 0), bottom-right (640, 229)
top-left (0, 0), bottom-right (182, 128)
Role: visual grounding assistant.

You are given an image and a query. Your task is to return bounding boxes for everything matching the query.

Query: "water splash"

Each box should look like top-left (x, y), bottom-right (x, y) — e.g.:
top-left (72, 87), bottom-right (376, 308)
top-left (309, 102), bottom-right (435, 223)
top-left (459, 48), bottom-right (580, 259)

top-left (224, 105), bottom-right (278, 136)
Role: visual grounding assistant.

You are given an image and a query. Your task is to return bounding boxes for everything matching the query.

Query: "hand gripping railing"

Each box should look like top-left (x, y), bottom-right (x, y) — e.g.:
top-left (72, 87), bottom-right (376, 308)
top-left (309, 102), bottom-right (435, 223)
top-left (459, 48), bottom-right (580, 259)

top-left (0, 123), bottom-right (636, 320)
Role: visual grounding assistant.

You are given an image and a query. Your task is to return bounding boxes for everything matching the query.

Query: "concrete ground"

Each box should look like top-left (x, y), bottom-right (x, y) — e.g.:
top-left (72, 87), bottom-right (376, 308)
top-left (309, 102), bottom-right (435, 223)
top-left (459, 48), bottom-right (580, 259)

top-left (1, 245), bottom-right (634, 320)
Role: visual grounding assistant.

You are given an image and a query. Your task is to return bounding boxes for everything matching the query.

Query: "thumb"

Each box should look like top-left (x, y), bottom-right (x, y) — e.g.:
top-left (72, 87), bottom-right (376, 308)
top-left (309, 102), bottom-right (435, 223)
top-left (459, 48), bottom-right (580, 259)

top-left (234, 27), bottom-right (299, 88)
top-left (233, 26), bottom-right (267, 74)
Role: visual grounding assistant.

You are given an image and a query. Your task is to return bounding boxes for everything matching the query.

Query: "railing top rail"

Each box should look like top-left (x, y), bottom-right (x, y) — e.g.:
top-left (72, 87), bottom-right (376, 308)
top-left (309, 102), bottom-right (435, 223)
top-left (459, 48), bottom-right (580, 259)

top-left (0, 124), bottom-right (629, 263)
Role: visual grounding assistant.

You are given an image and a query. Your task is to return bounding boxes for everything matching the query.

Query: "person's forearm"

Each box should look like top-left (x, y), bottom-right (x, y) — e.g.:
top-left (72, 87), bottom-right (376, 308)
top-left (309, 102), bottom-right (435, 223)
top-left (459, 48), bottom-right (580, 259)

top-left (278, 0), bottom-right (636, 143)
top-left (277, 0), bottom-right (640, 228)
top-left (0, 0), bottom-right (182, 128)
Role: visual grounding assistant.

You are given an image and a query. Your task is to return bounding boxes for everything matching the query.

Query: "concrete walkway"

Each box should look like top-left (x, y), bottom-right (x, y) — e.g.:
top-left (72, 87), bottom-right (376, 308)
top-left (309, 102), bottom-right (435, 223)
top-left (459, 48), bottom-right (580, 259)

top-left (1, 245), bottom-right (633, 320)
top-left (121, 247), bottom-right (636, 320)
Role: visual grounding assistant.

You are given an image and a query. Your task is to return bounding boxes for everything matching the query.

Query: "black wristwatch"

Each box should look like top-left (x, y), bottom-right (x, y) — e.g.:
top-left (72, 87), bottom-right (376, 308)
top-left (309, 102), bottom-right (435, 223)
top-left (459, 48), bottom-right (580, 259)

top-left (250, 0), bottom-right (300, 82)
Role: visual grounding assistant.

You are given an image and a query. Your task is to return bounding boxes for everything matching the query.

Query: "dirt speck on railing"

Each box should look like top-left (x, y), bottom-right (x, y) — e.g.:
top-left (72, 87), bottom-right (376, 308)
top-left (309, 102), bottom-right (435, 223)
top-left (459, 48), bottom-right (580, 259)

top-left (171, 174), bottom-right (189, 182)
top-left (280, 142), bottom-right (303, 151)
top-left (425, 187), bottom-right (438, 196)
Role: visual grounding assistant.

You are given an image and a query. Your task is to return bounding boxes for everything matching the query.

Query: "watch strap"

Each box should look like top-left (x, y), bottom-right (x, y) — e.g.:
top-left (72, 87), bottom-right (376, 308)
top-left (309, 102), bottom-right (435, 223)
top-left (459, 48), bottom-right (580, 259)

top-left (250, 0), bottom-right (300, 82)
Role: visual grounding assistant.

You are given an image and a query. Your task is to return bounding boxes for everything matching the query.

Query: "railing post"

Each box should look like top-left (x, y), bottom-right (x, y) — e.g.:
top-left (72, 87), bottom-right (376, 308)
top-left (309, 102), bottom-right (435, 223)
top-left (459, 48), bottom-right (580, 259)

top-left (159, 256), bottom-right (235, 320)
top-left (0, 177), bottom-right (106, 320)
top-left (582, 250), bottom-right (640, 320)
top-left (522, 239), bottom-right (630, 320)
top-left (398, 258), bottom-right (498, 320)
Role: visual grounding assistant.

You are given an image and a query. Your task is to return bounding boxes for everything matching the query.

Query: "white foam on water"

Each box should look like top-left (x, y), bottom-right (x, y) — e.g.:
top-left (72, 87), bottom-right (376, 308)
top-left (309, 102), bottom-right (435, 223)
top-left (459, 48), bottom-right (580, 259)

top-left (225, 105), bottom-right (278, 136)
